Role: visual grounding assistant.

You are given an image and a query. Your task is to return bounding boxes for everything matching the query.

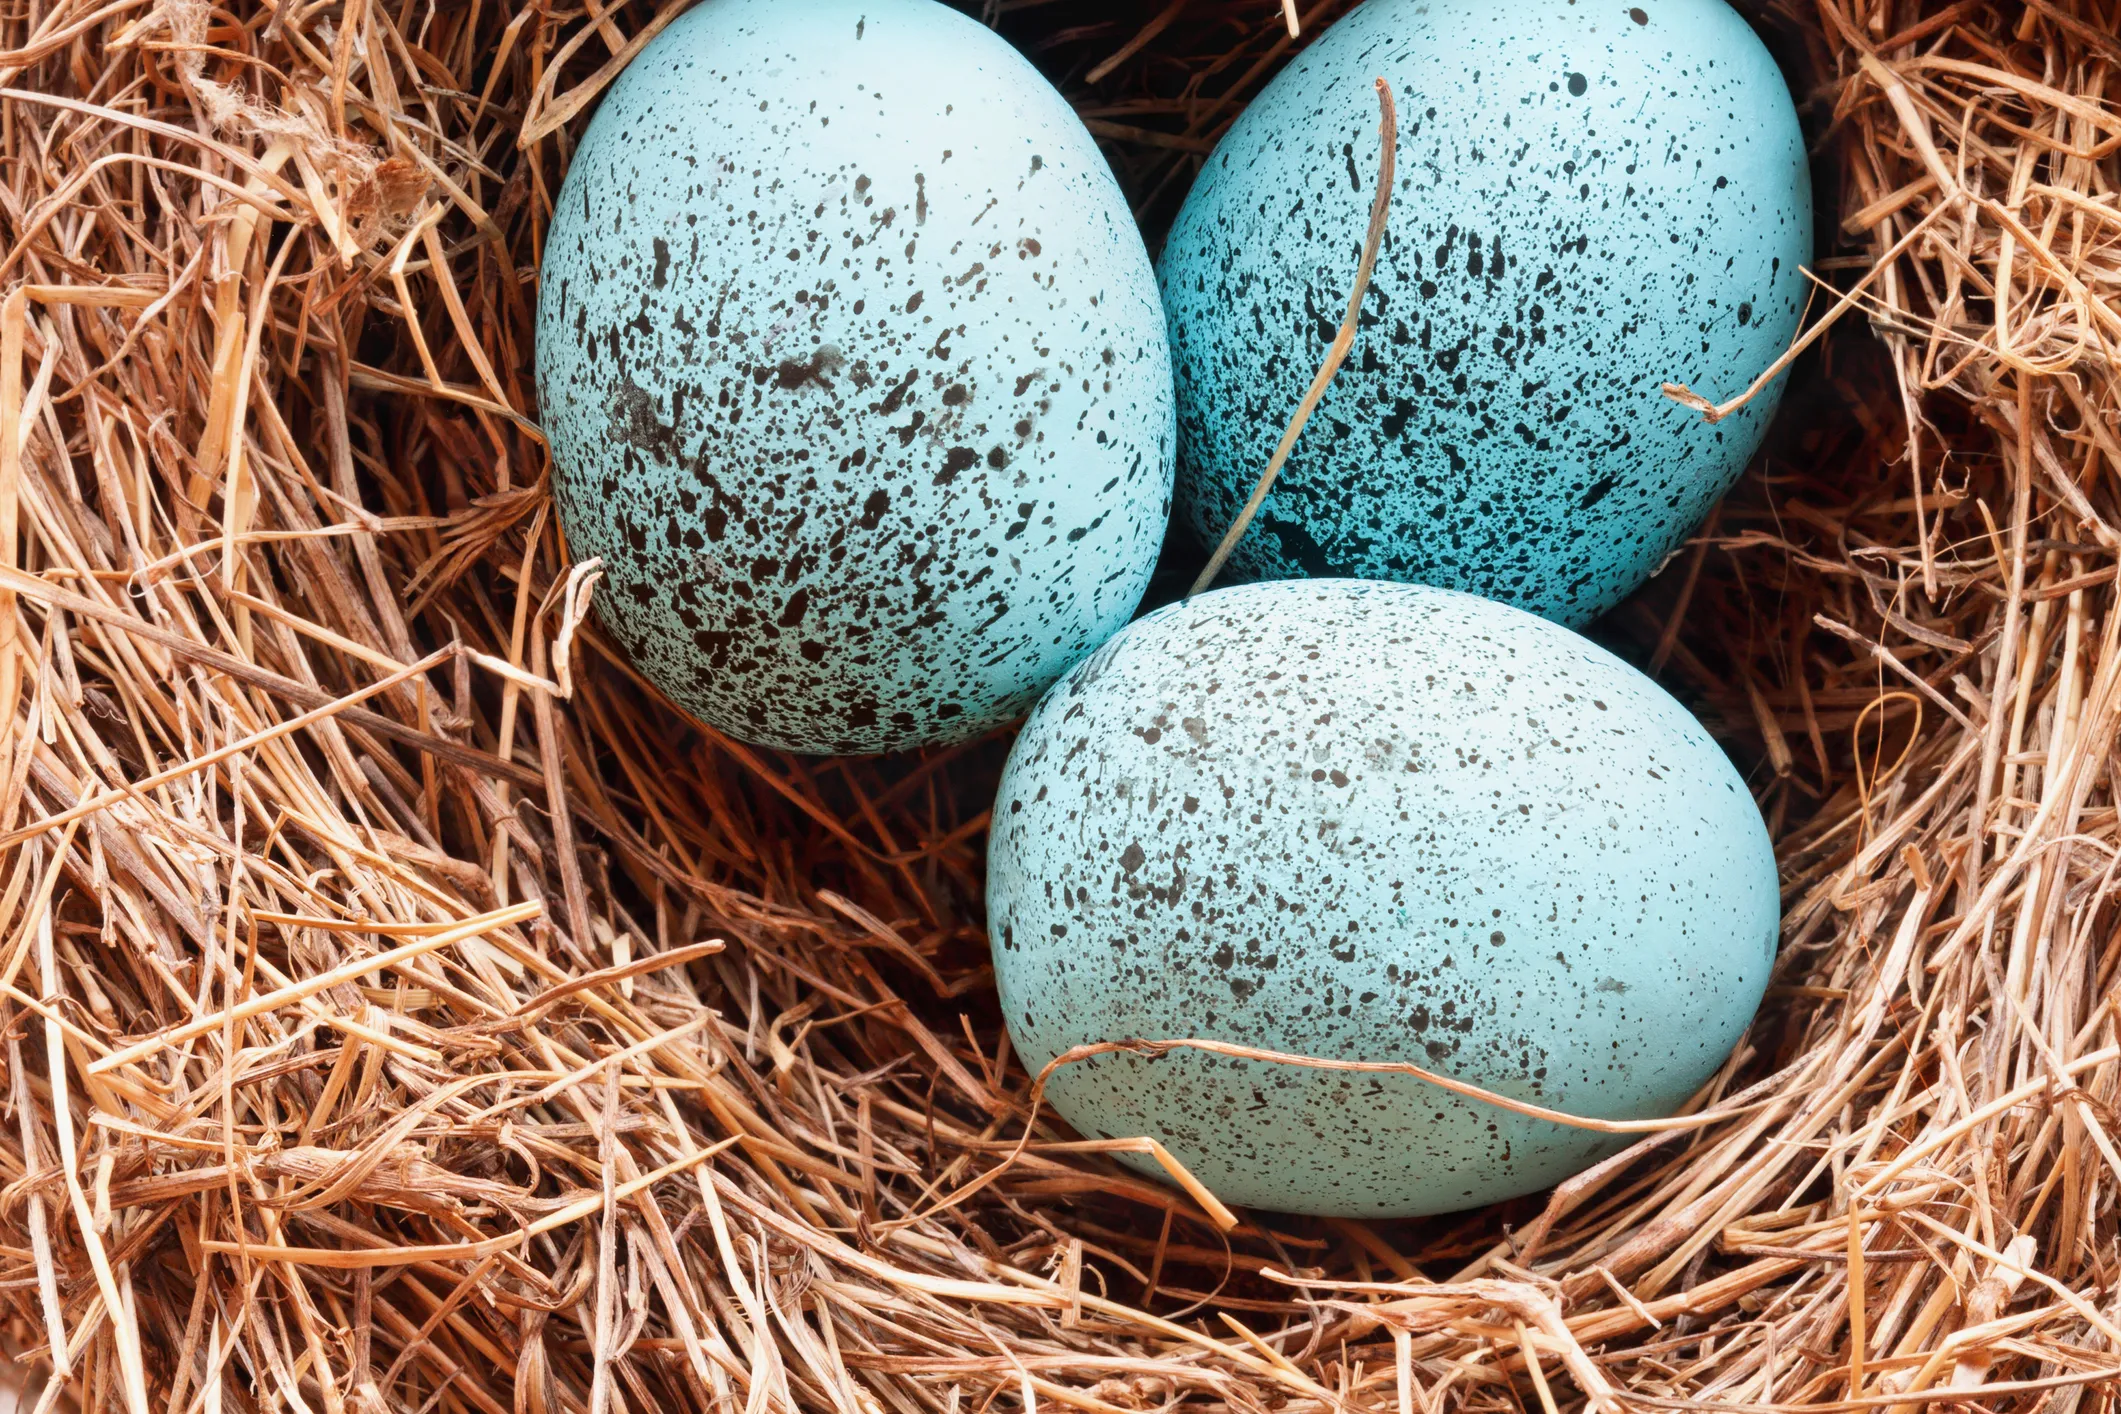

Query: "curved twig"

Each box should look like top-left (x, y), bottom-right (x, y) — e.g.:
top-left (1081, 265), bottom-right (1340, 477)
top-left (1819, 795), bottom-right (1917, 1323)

top-left (1188, 75), bottom-right (1397, 599)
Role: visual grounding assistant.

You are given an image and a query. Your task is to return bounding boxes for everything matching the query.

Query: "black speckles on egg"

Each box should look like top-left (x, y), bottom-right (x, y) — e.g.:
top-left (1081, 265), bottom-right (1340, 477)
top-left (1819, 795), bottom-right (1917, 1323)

top-left (985, 580), bottom-right (1780, 1217)
top-left (1158, 0), bottom-right (1812, 628)
top-left (537, 0), bottom-right (1175, 754)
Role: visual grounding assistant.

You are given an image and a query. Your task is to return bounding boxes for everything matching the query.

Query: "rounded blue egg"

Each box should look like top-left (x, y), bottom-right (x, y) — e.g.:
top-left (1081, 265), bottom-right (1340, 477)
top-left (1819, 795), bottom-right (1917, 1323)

top-left (538, 0), bottom-right (1173, 754)
top-left (1159, 0), bottom-right (1811, 626)
top-left (986, 579), bottom-right (1778, 1216)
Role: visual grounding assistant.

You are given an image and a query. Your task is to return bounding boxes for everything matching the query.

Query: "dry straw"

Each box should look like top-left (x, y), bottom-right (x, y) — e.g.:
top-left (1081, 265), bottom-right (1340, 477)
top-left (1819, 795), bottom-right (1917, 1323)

top-left (0, 0), bottom-right (2112, 1412)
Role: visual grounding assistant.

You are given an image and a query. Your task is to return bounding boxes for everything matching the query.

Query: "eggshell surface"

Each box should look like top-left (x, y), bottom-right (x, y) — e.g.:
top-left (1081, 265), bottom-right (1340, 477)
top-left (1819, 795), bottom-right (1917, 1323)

top-left (1159, 0), bottom-right (1811, 627)
top-left (986, 579), bottom-right (1778, 1216)
top-left (538, 0), bottom-right (1173, 754)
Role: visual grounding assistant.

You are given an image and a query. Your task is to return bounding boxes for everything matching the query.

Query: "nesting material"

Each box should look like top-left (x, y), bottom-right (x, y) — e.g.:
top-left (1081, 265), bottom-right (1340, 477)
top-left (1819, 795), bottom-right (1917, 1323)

top-left (0, 3), bottom-right (2114, 1414)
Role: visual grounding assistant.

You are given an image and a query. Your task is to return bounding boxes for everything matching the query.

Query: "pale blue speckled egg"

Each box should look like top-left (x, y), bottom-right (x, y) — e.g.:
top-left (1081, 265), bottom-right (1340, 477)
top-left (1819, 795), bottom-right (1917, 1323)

top-left (1160, 0), bottom-right (1811, 627)
top-left (538, 0), bottom-right (1173, 754)
top-left (986, 579), bottom-right (1777, 1216)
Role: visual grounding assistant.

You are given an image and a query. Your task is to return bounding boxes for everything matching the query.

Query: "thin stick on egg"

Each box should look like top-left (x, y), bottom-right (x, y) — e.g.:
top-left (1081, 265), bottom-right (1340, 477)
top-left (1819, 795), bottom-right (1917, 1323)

top-left (891, 1022), bottom-right (1799, 1245)
top-left (1027, 1036), bottom-right (1789, 1137)
top-left (1189, 75), bottom-right (1396, 599)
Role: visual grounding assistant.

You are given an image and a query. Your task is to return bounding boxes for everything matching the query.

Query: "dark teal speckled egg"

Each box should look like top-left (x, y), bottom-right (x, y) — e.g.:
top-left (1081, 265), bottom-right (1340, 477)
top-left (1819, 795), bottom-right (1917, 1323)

top-left (538, 0), bottom-right (1173, 754)
top-left (1160, 0), bottom-right (1811, 626)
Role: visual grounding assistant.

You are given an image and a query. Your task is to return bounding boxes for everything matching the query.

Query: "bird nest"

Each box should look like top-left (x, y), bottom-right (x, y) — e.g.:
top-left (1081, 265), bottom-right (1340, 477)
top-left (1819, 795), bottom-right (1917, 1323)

top-left (0, 1), bottom-right (2115, 1412)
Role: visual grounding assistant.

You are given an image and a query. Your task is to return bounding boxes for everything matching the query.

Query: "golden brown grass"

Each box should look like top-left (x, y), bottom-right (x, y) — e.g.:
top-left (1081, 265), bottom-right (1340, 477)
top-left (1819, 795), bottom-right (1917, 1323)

top-left (0, 1), bottom-right (2113, 1413)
